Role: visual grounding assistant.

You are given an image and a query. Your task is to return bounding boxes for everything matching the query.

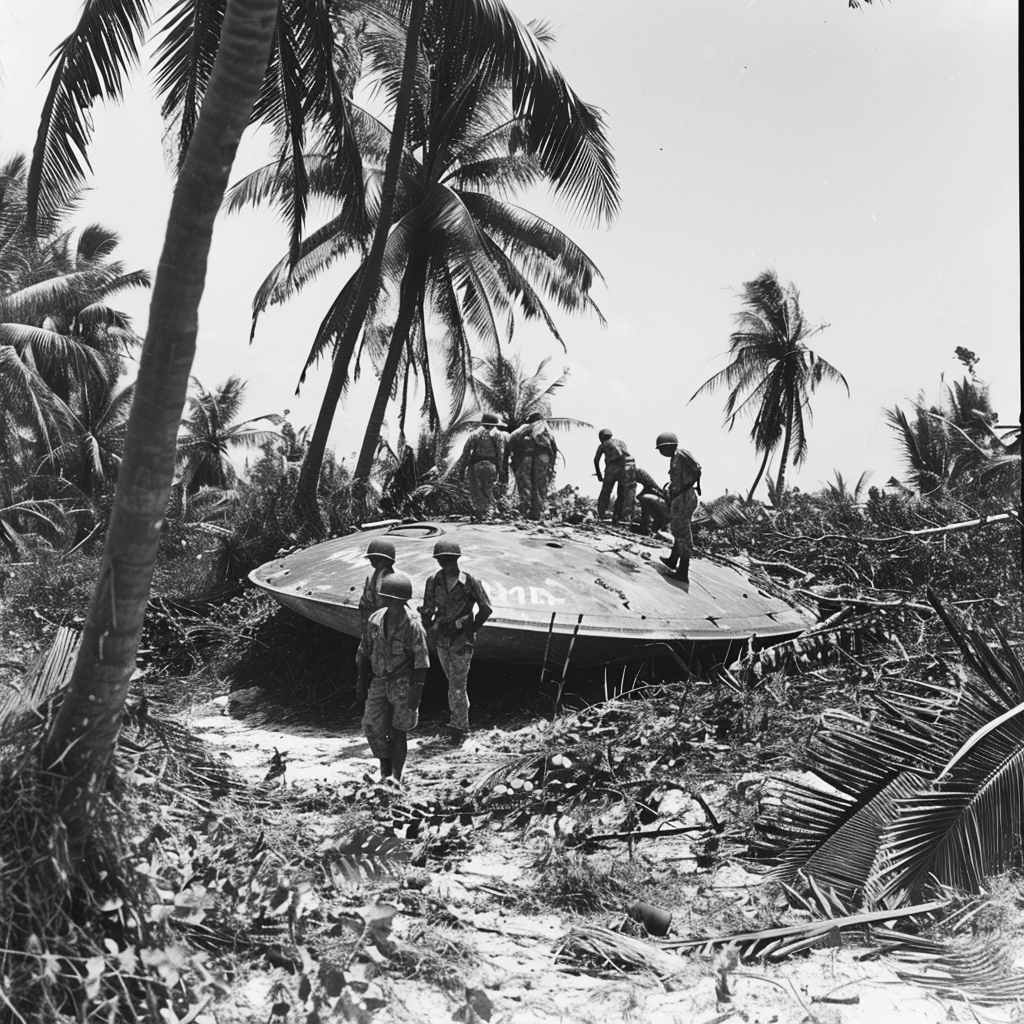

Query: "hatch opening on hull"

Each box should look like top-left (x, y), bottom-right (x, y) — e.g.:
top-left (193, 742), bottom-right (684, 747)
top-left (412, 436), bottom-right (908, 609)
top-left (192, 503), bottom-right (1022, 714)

top-left (384, 522), bottom-right (445, 539)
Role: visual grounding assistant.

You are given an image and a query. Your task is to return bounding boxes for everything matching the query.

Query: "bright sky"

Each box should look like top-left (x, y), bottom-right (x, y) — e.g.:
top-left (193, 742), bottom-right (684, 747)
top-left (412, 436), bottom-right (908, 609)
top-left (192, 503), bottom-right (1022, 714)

top-left (1, 0), bottom-right (1018, 499)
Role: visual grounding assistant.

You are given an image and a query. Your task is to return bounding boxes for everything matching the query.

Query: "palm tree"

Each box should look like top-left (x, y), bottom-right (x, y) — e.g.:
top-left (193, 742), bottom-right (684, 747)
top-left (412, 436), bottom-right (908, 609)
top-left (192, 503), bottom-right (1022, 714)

top-left (26, 0), bottom-right (364, 249)
top-left (1, 154), bottom-right (148, 497)
top-left (690, 270), bottom-right (849, 504)
top-left (468, 353), bottom-right (591, 435)
top-left (40, 0), bottom-right (279, 851)
top-left (821, 469), bottom-right (872, 506)
top-left (886, 375), bottom-right (1017, 500)
top-left (235, 60), bottom-right (607, 486)
top-left (282, 1), bottom-right (619, 523)
top-left (30, 3), bottom-right (618, 532)
top-left (760, 597), bottom-right (1023, 909)
top-left (175, 376), bottom-right (282, 504)
top-left (38, 376), bottom-right (136, 502)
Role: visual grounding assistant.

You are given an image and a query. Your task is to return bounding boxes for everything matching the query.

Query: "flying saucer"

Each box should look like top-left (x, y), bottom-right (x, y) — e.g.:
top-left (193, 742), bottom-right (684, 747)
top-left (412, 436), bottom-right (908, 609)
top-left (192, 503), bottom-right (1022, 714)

top-left (248, 520), bottom-right (816, 666)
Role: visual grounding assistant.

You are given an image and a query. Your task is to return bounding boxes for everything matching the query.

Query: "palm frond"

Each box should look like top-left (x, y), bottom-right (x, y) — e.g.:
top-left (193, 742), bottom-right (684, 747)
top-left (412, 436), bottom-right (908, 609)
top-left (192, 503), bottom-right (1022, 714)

top-left (27, 0), bottom-right (151, 228)
top-left (152, 0), bottom-right (227, 169)
top-left (0, 626), bottom-right (80, 737)
top-left (759, 599), bottom-right (1024, 910)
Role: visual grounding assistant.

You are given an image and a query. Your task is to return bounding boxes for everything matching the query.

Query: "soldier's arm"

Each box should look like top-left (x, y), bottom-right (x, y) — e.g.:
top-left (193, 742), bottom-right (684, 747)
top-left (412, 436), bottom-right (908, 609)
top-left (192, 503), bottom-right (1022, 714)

top-left (408, 667), bottom-right (427, 709)
top-left (593, 446), bottom-right (603, 479)
top-left (497, 435), bottom-right (509, 484)
top-left (407, 623), bottom-right (430, 707)
top-left (355, 647), bottom-right (371, 700)
top-left (470, 576), bottom-right (493, 632)
top-left (419, 577), bottom-right (436, 627)
top-left (357, 574), bottom-right (374, 616)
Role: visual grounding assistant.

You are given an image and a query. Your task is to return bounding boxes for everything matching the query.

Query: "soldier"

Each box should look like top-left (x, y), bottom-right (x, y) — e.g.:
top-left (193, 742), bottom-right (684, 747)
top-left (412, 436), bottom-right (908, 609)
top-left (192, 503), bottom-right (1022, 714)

top-left (358, 538), bottom-right (396, 624)
top-left (654, 432), bottom-right (702, 584)
top-left (420, 538), bottom-right (493, 745)
top-left (593, 428), bottom-right (637, 524)
top-left (355, 571), bottom-right (430, 786)
top-left (454, 411), bottom-right (508, 518)
top-left (635, 467), bottom-right (670, 535)
top-left (505, 412), bottom-right (558, 520)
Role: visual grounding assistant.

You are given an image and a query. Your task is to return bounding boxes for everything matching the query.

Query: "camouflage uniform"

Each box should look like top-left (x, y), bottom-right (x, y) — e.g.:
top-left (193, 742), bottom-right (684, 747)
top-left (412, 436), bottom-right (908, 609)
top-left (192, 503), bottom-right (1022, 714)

top-left (421, 569), bottom-right (492, 732)
top-left (506, 418), bottom-right (558, 520)
top-left (667, 450), bottom-right (700, 558)
top-left (358, 565), bottom-right (394, 624)
top-left (458, 426), bottom-right (508, 516)
top-left (594, 437), bottom-right (637, 523)
top-left (357, 606), bottom-right (430, 759)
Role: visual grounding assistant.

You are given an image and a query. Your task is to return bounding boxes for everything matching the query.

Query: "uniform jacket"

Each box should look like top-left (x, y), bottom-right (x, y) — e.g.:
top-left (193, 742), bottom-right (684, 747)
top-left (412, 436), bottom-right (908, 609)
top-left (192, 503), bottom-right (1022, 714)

top-left (422, 569), bottom-right (492, 641)
top-left (669, 450), bottom-right (701, 496)
top-left (594, 437), bottom-right (632, 473)
top-left (357, 606), bottom-right (430, 681)
top-left (507, 419), bottom-right (558, 468)
top-left (461, 426), bottom-right (508, 467)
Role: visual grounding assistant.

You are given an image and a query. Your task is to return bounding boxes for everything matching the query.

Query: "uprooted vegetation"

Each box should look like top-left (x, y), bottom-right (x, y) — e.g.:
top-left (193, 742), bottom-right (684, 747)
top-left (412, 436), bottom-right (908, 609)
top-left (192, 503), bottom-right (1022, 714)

top-left (1, 489), bottom-right (1022, 1021)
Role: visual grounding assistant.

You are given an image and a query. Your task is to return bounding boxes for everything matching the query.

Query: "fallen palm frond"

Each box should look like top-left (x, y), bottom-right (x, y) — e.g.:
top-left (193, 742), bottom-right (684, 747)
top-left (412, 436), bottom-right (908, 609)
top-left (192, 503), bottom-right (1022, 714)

top-left (554, 924), bottom-right (694, 979)
top-left (754, 595), bottom-right (1024, 909)
top-left (662, 900), bottom-right (946, 959)
top-left (693, 495), bottom-right (751, 529)
top-left (730, 604), bottom-right (909, 684)
top-left (871, 927), bottom-right (1024, 1004)
top-left (0, 623), bottom-right (79, 737)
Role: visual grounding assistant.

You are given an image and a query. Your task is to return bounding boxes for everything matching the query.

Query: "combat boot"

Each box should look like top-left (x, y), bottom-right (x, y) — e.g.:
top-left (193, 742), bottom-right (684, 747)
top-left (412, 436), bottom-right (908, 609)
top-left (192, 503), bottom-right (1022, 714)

top-left (674, 555), bottom-right (690, 584)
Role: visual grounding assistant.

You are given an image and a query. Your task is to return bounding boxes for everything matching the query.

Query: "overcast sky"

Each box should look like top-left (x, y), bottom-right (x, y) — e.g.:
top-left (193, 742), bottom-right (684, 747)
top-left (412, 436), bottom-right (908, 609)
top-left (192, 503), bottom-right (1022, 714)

top-left (1, 0), bottom-right (1018, 498)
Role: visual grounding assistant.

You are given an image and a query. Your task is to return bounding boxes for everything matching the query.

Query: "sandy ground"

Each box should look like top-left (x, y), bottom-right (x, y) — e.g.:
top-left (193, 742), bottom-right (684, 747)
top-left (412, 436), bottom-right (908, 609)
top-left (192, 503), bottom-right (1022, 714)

top-left (183, 691), bottom-right (1023, 1024)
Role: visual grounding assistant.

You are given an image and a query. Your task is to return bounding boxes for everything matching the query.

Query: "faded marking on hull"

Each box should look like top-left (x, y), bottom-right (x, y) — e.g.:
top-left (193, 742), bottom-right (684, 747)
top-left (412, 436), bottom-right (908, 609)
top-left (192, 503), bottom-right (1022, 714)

top-left (481, 580), bottom-right (565, 607)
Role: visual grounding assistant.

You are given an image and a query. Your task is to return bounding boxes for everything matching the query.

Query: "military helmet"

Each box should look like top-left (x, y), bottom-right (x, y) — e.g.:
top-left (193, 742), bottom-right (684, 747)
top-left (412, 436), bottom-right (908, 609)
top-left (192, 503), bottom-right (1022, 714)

top-left (655, 431), bottom-right (678, 449)
top-left (433, 538), bottom-right (462, 558)
top-left (378, 570), bottom-right (413, 601)
top-left (365, 538), bottom-right (396, 562)
top-left (526, 411), bottom-right (544, 423)
top-left (598, 428), bottom-right (613, 440)
top-left (481, 411), bottom-right (507, 428)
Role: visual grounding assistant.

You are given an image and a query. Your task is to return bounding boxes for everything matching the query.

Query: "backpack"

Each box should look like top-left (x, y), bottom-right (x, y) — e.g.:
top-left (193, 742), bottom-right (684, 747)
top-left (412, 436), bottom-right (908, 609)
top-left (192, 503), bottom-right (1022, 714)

top-left (676, 449), bottom-right (702, 495)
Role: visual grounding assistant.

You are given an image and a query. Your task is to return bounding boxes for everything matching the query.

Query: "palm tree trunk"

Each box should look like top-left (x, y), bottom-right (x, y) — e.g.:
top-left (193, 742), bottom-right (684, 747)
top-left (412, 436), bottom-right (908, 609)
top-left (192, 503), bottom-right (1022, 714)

top-left (41, 0), bottom-right (279, 855)
top-left (294, 0), bottom-right (426, 532)
top-left (746, 447), bottom-right (773, 503)
top-left (774, 405), bottom-right (794, 503)
top-left (353, 266), bottom-right (423, 483)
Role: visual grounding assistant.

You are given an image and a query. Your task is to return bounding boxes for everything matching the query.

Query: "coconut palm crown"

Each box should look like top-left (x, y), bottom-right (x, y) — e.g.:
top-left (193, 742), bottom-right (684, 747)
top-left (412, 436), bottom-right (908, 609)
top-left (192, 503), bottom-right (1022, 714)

top-left (1, 153), bottom-right (149, 481)
top-left (26, 0), bottom-right (366, 257)
top-left (691, 269), bottom-right (849, 503)
top-left (467, 352), bottom-right (590, 435)
top-left (175, 376), bottom-right (282, 504)
top-left (230, 13), bottom-right (612, 480)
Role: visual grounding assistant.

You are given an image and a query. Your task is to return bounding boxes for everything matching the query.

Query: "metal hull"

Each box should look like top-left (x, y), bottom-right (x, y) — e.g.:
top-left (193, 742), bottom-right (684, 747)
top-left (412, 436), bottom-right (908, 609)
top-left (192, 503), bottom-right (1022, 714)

top-left (248, 521), bottom-right (816, 666)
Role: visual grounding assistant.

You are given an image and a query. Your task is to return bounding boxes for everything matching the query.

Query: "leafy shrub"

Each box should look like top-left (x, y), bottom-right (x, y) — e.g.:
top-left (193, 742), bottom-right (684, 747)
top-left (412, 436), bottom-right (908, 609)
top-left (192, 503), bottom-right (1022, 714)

top-left (0, 550), bottom-right (102, 646)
